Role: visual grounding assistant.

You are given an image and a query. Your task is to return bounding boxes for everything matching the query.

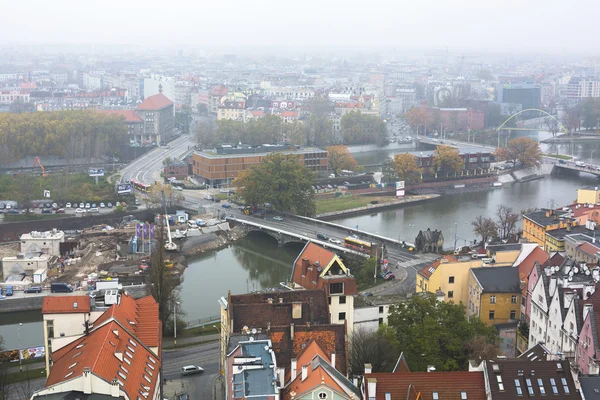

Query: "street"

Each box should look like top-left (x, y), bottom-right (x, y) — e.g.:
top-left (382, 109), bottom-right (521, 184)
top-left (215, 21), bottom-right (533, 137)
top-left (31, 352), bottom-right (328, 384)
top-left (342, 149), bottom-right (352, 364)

top-left (162, 340), bottom-right (220, 400)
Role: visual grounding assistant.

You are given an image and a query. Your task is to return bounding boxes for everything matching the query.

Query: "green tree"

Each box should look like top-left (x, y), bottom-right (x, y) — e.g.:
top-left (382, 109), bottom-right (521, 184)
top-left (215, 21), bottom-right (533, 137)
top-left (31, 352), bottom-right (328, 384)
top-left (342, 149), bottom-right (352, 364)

top-left (174, 105), bottom-right (192, 134)
top-left (432, 145), bottom-right (464, 175)
top-left (236, 153), bottom-right (316, 215)
top-left (341, 111), bottom-right (387, 146)
top-left (387, 294), bottom-right (500, 371)
top-left (485, 103), bottom-right (503, 128)
top-left (349, 326), bottom-right (400, 375)
top-left (326, 145), bottom-right (358, 176)
top-left (196, 103), bottom-right (208, 116)
top-left (195, 120), bottom-right (217, 149)
top-left (477, 69), bottom-right (494, 81)
top-left (392, 153), bottom-right (421, 184)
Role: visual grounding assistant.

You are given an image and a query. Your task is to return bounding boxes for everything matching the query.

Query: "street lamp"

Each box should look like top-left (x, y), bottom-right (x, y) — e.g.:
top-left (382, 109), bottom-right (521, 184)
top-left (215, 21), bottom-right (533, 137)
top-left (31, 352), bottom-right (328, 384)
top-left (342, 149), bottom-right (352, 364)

top-left (18, 323), bottom-right (22, 371)
top-left (173, 301), bottom-right (181, 345)
top-left (439, 123), bottom-right (443, 140)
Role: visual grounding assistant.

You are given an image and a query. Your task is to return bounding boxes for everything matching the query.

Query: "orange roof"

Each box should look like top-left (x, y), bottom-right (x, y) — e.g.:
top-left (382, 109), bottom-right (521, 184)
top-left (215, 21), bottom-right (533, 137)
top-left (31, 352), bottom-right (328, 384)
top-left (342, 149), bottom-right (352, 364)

top-left (517, 247), bottom-right (549, 283)
top-left (279, 111), bottom-right (299, 117)
top-left (96, 109), bottom-right (142, 123)
top-left (42, 296), bottom-right (91, 314)
top-left (209, 85), bottom-right (228, 96)
top-left (417, 255), bottom-right (457, 279)
top-left (136, 93), bottom-right (173, 110)
top-left (46, 321), bottom-right (160, 400)
top-left (579, 242), bottom-right (600, 256)
top-left (93, 294), bottom-right (160, 348)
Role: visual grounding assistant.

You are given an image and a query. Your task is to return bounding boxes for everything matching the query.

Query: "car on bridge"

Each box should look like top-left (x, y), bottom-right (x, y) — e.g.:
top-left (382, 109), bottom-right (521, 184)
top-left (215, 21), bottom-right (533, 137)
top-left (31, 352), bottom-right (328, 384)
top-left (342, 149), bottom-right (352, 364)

top-left (316, 233), bottom-right (330, 241)
top-left (273, 216), bottom-right (283, 221)
top-left (329, 238), bottom-right (342, 245)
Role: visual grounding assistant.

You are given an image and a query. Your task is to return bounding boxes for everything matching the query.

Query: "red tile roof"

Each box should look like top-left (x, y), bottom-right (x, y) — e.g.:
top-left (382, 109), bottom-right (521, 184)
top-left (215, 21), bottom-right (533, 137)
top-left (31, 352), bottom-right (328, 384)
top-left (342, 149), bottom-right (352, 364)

top-left (136, 93), bottom-right (173, 110)
top-left (96, 109), bottom-right (142, 123)
top-left (364, 371), bottom-right (487, 400)
top-left (517, 247), bottom-right (549, 296)
top-left (46, 321), bottom-right (160, 400)
top-left (92, 294), bottom-right (160, 348)
top-left (417, 255), bottom-right (457, 279)
top-left (578, 242), bottom-right (600, 256)
top-left (209, 85), bottom-right (228, 96)
top-left (42, 296), bottom-right (91, 314)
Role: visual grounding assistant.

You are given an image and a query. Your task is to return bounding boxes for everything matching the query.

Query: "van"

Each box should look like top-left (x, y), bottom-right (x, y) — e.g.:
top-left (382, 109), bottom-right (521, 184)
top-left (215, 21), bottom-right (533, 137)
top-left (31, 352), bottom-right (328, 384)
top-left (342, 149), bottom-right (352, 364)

top-left (576, 161), bottom-right (586, 167)
top-left (51, 283), bottom-right (73, 293)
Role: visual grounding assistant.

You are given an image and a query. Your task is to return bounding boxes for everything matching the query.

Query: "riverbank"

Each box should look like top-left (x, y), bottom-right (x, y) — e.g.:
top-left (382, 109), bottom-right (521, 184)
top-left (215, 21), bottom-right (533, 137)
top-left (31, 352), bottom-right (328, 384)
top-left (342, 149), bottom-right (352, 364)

top-left (315, 194), bottom-right (440, 219)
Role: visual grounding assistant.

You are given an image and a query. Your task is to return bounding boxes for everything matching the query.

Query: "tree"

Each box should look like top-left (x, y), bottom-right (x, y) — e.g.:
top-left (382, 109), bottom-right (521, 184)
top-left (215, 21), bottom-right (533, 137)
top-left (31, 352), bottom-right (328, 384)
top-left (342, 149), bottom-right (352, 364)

top-left (465, 335), bottom-right (500, 365)
top-left (174, 105), bottom-right (192, 134)
top-left (349, 327), bottom-right (400, 375)
top-left (472, 215), bottom-right (498, 244)
top-left (304, 114), bottom-right (332, 146)
top-left (494, 137), bottom-right (542, 168)
top-left (236, 153), bottom-right (316, 215)
top-left (196, 103), bottom-right (208, 116)
top-left (477, 69), bottom-right (494, 81)
top-left (340, 111), bottom-right (387, 146)
top-left (496, 205), bottom-right (520, 239)
top-left (326, 145), bottom-right (358, 176)
top-left (406, 107), bottom-right (429, 134)
top-left (387, 294), bottom-right (500, 371)
top-left (8, 98), bottom-right (33, 113)
top-left (562, 107), bottom-right (580, 133)
top-left (545, 117), bottom-right (559, 137)
top-left (432, 145), bottom-right (464, 176)
top-left (195, 120), bottom-right (216, 149)
top-left (578, 98), bottom-right (600, 131)
top-left (392, 153), bottom-right (421, 184)
top-left (485, 103), bottom-right (503, 128)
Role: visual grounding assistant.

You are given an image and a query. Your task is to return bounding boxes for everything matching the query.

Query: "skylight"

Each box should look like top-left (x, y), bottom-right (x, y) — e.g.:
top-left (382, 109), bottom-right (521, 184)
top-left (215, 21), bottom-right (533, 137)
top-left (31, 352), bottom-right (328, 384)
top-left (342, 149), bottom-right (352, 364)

top-left (515, 379), bottom-right (523, 395)
top-left (64, 371), bottom-right (73, 379)
top-left (432, 392), bottom-right (439, 400)
top-left (68, 362), bottom-right (77, 369)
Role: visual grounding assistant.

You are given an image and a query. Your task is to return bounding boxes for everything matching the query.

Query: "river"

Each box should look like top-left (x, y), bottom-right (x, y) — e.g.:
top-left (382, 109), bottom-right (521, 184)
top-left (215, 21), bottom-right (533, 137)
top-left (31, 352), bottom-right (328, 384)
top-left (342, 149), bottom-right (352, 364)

top-left (3, 130), bottom-right (600, 346)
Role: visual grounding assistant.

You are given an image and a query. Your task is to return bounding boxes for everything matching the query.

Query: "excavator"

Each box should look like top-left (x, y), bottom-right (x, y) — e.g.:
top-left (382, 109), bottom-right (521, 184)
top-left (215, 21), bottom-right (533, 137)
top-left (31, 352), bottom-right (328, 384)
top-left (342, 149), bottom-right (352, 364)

top-left (33, 157), bottom-right (48, 177)
top-left (161, 191), bottom-right (178, 252)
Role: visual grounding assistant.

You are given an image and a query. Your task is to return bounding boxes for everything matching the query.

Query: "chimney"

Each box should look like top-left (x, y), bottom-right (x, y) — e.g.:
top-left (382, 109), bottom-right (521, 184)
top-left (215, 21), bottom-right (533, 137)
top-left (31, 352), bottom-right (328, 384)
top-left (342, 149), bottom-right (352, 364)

top-left (110, 378), bottom-right (120, 397)
top-left (291, 358), bottom-right (297, 379)
top-left (302, 258), bottom-right (309, 276)
top-left (279, 297), bottom-right (284, 304)
top-left (278, 368), bottom-right (285, 387)
top-left (584, 304), bottom-right (594, 322)
top-left (367, 378), bottom-right (377, 399)
top-left (83, 367), bottom-right (92, 394)
top-left (554, 214), bottom-right (558, 221)
top-left (567, 224), bottom-right (571, 232)
top-left (290, 323), bottom-right (294, 340)
top-left (546, 210), bottom-right (552, 218)
top-left (364, 363), bottom-right (372, 374)
top-left (331, 353), bottom-right (336, 368)
top-left (301, 365), bottom-right (308, 381)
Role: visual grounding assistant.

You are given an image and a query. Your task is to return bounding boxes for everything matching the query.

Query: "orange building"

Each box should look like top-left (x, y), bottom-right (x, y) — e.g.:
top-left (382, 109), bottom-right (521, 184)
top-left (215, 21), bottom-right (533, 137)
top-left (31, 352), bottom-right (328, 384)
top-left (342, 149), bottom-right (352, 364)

top-left (192, 145), bottom-right (328, 187)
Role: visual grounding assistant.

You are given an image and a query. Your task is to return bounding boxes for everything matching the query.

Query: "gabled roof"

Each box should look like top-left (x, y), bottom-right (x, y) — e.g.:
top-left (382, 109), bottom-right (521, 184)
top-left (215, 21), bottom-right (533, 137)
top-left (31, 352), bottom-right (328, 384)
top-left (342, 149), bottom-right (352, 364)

top-left (580, 375), bottom-right (600, 400)
top-left (45, 321), bottom-right (160, 400)
top-left (517, 247), bottom-right (549, 284)
top-left (209, 85), bottom-right (228, 96)
top-left (136, 93), bottom-right (173, 110)
top-left (417, 255), bottom-right (457, 279)
top-left (96, 109), bottom-right (143, 123)
top-left (92, 294), bottom-right (160, 348)
top-left (578, 241), bottom-right (600, 257)
top-left (518, 342), bottom-right (551, 361)
top-left (42, 296), bottom-right (91, 314)
top-left (364, 371), bottom-right (486, 400)
top-left (471, 266), bottom-right (521, 293)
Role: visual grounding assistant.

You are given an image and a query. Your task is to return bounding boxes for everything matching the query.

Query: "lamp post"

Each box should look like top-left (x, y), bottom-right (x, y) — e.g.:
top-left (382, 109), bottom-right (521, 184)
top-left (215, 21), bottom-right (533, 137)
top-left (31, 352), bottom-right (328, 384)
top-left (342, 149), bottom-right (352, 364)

top-left (174, 301), bottom-right (180, 345)
top-left (416, 124), bottom-right (422, 137)
top-left (439, 123), bottom-right (443, 140)
top-left (18, 322), bottom-right (22, 371)
top-left (592, 150), bottom-right (596, 165)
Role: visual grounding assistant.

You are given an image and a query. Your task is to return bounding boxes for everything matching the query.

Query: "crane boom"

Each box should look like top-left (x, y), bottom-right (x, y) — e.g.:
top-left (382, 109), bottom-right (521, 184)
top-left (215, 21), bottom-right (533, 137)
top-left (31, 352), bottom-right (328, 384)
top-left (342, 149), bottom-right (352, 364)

top-left (33, 157), bottom-right (48, 177)
top-left (161, 190), bottom-right (178, 251)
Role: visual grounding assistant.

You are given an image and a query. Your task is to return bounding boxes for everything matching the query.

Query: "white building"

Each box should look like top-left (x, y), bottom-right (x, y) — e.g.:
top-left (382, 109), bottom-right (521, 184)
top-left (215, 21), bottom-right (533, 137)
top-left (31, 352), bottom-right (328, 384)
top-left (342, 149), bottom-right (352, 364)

top-left (20, 230), bottom-right (65, 256)
top-left (2, 253), bottom-right (49, 281)
top-left (143, 74), bottom-right (175, 103)
top-left (353, 303), bottom-right (392, 332)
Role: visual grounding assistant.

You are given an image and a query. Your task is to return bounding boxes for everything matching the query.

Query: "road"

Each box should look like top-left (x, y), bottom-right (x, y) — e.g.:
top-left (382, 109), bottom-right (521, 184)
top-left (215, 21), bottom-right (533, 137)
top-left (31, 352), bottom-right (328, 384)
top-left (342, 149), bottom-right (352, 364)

top-left (120, 134), bottom-right (197, 185)
top-left (162, 341), bottom-right (220, 400)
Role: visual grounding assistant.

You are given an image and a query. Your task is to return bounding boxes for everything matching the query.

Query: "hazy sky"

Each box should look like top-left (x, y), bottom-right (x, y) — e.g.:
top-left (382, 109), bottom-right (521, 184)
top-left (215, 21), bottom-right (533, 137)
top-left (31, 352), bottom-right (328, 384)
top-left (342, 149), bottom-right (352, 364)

top-left (3, 0), bottom-right (598, 52)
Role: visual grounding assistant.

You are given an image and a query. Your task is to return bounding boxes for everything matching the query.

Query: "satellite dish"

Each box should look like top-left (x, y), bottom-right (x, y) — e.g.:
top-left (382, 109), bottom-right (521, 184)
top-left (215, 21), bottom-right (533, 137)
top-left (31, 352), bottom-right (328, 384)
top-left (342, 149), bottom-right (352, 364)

top-left (574, 267), bottom-right (579, 274)
top-left (568, 276), bottom-right (573, 281)
top-left (252, 328), bottom-right (257, 335)
top-left (586, 270), bottom-right (591, 276)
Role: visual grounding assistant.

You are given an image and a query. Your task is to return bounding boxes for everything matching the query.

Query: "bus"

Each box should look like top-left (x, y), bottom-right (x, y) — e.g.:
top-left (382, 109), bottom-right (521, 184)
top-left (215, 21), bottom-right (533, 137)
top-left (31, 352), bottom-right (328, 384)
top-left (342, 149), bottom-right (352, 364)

top-left (130, 179), bottom-right (151, 193)
top-left (344, 236), bottom-right (373, 254)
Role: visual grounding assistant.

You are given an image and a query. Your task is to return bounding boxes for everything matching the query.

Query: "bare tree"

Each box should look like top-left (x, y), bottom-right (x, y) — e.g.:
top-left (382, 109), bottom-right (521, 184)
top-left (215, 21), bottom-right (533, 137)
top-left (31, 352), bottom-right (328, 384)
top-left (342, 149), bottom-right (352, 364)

top-left (545, 117), bottom-right (559, 137)
top-left (465, 335), bottom-right (500, 365)
top-left (348, 328), bottom-right (399, 376)
top-left (472, 216), bottom-right (498, 244)
top-left (496, 205), bottom-right (520, 239)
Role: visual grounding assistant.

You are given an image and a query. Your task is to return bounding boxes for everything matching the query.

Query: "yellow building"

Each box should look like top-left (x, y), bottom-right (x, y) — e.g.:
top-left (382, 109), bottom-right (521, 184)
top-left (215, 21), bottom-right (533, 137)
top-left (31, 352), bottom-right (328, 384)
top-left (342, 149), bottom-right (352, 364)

top-left (522, 209), bottom-right (577, 248)
top-left (217, 99), bottom-right (246, 121)
top-left (467, 266), bottom-right (521, 325)
top-left (577, 187), bottom-right (600, 204)
top-left (486, 244), bottom-right (522, 266)
top-left (416, 255), bottom-right (483, 306)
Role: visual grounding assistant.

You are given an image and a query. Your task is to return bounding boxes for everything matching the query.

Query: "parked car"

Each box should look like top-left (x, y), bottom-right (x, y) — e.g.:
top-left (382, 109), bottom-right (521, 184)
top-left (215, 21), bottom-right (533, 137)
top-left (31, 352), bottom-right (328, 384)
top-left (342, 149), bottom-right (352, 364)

top-left (88, 207), bottom-right (99, 213)
top-left (381, 271), bottom-right (395, 280)
top-left (85, 203), bottom-right (91, 209)
top-left (56, 208), bottom-right (66, 214)
top-left (181, 365), bottom-right (204, 376)
top-left (100, 202), bottom-right (105, 208)
top-left (91, 203), bottom-right (97, 208)
top-left (24, 286), bottom-right (42, 294)
top-left (52, 203), bottom-right (59, 209)
top-left (221, 203), bottom-right (231, 208)
top-left (51, 283), bottom-right (73, 293)
top-left (121, 202), bottom-right (127, 207)
top-left (204, 195), bottom-right (213, 200)
top-left (41, 209), bottom-right (52, 214)
top-left (65, 203), bottom-right (72, 208)
top-left (273, 216), bottom-right (283, 221)
top-left (79, 203), bottom-right (85, 208)
top-left (75, 208), bottom-right (85, 213)
top-left (316, 233), bottom-right (330, 241)
top-left (107, 202), bottom-right (113, 208)
top-left (195, 219), bottom-right (206, 227)
top-left (5, 286), bottom-right (13, 296)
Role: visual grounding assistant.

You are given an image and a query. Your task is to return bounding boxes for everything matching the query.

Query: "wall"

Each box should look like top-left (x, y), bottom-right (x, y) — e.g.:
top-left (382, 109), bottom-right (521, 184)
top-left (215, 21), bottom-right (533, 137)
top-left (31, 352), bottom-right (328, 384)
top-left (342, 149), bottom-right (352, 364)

top-left (353, 305), bottom-right (390, 332)
top-left (478, 292), bottom-right (520, 325)
top-left (329, 294), bottom-right (354, 333)
top-left (578, 310), bottom-right (599, 375)
top-left (491, 250), bottom-right (520, 266)
top-left (438, 259), bottom-right (483, 306)
top-left (578, 189), bottom-right (600, 204)
top-left (2, 257), bottom-right (48, 279)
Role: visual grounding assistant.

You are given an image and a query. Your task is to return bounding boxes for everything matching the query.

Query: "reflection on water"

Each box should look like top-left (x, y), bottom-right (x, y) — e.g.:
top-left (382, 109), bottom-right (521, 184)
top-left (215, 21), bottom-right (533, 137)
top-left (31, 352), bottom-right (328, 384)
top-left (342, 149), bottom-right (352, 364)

top-left (0, 310), bottom-right (43, 351)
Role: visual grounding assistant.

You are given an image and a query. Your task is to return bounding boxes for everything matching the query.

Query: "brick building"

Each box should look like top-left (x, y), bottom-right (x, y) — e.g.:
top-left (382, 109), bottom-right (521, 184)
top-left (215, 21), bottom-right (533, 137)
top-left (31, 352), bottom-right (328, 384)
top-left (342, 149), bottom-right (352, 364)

top-left (163, 160), bottom-right (188, 180)
top-left (421, 106), bottom-right (485, 131)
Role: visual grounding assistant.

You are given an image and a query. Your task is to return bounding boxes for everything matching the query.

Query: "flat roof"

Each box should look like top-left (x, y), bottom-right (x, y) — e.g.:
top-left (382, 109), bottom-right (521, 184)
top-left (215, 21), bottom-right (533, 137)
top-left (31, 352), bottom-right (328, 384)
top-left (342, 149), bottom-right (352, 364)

top-left (194, 147), bottom-right (326, 159)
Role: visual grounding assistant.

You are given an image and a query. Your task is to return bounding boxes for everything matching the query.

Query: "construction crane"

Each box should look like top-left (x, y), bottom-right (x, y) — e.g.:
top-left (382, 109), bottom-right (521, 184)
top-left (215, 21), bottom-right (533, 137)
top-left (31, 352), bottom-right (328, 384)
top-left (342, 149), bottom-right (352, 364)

top-left (161, 190), bottom-right (178, 252)
top-left (33, 157), bottom-right (48, 177)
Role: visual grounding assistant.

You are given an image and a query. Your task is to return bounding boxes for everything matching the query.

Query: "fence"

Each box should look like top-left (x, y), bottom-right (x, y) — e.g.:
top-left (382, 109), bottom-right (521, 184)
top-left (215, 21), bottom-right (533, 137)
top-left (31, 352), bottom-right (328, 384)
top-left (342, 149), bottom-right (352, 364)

top-left (185, 315), bottom-right (220, 328)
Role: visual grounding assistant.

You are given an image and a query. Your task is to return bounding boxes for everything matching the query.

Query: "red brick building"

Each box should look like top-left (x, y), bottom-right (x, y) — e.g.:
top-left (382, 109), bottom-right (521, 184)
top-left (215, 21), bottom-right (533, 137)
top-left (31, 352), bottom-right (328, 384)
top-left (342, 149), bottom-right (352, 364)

top-left (422, 106), bottom-right (485, 131)
top-left (163, 160), bottom-right (188, 179)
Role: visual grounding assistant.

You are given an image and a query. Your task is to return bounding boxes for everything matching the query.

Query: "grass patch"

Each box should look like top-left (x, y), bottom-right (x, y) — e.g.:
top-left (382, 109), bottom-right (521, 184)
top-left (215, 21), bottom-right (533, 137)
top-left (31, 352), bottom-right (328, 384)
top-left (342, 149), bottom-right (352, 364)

top-left (4, 213), bottom-right (66, 222)
top-left (163, 338), bottom-right (219, 351)
top-left (316, 195), bottom-right (396, 214)
top-left (181, 323), bottom-right (221, 337)
top-left (544, 153), bottom-right (573, 160)
top-left (214, 193), bottom-right (229, 200)
top-left (5, 367), bottom-right (46, 384)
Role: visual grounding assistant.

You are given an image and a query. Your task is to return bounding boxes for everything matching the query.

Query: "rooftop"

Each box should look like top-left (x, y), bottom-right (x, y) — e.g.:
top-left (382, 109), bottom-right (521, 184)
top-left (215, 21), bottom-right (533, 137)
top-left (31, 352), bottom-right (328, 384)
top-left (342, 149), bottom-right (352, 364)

top-left (231, 340), bottom-right (278, 398)
top-left (417, 255), bottom-right (457, 279)
top-left (96, 109), bottom-right (142, 123)
top-left (471, 266), bottom-right (521, 293)
top-left (42, 296), bottom-right (91, 314)
top-left (195, 146), bottom-right (325, 159)
top-left (21, 230), bottom-right (65, 240)
top-left (486, 243), bottom-right (522, 253)
top-left (523, 209), bottom-right (575, 228)
top-left (136, 93), bottom-right (173, 111)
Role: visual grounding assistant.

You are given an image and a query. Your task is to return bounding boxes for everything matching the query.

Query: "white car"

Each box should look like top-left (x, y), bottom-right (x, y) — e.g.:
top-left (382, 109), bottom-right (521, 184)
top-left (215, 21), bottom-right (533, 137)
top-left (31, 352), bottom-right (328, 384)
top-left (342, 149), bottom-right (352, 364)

top-left (75, 208), bottom-right (85, 213)
top-left (273, 216), bottom-right (283, 221)
top-left (100, 203), bottom-right (105, 208)
top-left (65, 203), bottom-right (72, 208)
top-left (85, 203), bottom-right (91, 209)
top-left (204, 195), bottom-right (213, 200)
top-left (79, 203), bottom-right (85, 208)
top-left (329, 238), bottom-right (342, 245)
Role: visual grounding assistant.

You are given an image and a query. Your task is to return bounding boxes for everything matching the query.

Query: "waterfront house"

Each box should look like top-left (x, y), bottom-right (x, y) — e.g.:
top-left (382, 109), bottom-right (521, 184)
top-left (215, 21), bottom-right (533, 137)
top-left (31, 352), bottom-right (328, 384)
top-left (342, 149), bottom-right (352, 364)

top-left (414, 228), bottom-right (444, 253)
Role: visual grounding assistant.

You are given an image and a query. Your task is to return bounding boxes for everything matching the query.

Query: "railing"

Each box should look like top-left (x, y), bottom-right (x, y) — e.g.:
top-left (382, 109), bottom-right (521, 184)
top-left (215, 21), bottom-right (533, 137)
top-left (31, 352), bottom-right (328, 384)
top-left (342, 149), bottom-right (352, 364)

top-left (185, 315), bottom-right (221, 327)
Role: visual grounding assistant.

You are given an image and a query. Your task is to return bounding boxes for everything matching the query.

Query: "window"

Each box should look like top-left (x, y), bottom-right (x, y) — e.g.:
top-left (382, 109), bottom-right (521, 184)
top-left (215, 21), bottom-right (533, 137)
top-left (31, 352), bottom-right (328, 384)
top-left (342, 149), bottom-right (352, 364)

top-left (318, 393), bottom-right (327, 400)
top-left (490, 295), bottom-right (496, 304)
top-left (550, 378), bottom-right (558, 394)
top-left (510, 310), bottom-right (516, 320)
top-left (489, 310), bottom-right (495, 320)
top-left (338, 312), bottom-right (346, 321)
top-left (448, 291), bottom-right (454, 299)
top-left (511, 295), bottom-right (517, 303)
top-left (449, 276), bottom-right (455, 284)
top-left (378, 317), bottom-right (384, 325)
top-left (561, 378), bottom-right (569, 394)
top-left (525, 379), bottom-right (534, 395)
top-left (537, 379), bottom-right (545, 395)
top-left (432, 392), bottom-right (439, 400)
top-left (339, 296), bottom-right (346, 304)
top-left (328, 297), bottom-right (331, 305)
top-left (379, 306), bottom-right (384, 314)
top-left (461, 392), bottom-right (467, 400)
top-left (47, 320), bottom-right (54, 339)
top-left (330, 283), bottom-right (343, 294)
top-left (497, 375), bottom-right (504, 391)
top-left (515, 379), bottom-right (523, 395)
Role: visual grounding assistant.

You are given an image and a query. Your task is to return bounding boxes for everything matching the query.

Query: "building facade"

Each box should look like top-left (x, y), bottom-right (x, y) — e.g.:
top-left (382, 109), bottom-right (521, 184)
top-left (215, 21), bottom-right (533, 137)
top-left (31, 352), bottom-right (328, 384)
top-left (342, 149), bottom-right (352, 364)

top-left (468, 267), bottom-right (521, 325)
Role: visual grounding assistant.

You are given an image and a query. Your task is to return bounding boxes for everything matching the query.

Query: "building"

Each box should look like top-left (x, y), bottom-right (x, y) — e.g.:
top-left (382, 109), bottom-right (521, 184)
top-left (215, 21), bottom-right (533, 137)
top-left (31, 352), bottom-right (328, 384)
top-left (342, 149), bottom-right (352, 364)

top-left (143, 74), bottom-right (175, 103)
top-left (353, 298), bottom-right (393, 333)
top-left (218, 99), bottom-right (246, 121)
top-left (473, 359), bottom-right (578, 399)
top-left (414, 229), bottom-right (444, 253)
top-left (209, 85), bottom-right (229, 114)
top-left (2, 253), bottom-right (49, 282)
top-left (20, 230), bottom-right (65, 256)
top-left (226, 338), bottom-right (279, 400)
top-left (163, 160), bottom-right (188, 180)
top-left (468, 266), bottom-right (521, 325)
top-left (290, 242), bottom-right (357, 332)
top-left (545, 224), bottom-right (592, 252)
top-left (282, 340), bottom-right (360, 400)
top-left (565, 78), bottom-right (600, 100)
top-left (515, 247), bottom-right (551, 323)
top-left (135, 93), bottom-right (174, 145)
top-left (486, 243), bottom-right (523, 266)
top-left (412, 148), bottom-right (493, 178)
top-left (522, 209), bottom-right (578, 249)
top-left (416, 255), bottom-right (483, 306)
top-left (0, 88), bottom-right (30, 104)
top-left (192, 145), bottom-right (328, 187)
top-left (578, 186), bottom-right (600, 204)
top-left (565, 233), bottom-right (600, 262)
top-left (496, 83), bottom-right (542, 110)
top-left (96, 109), bottom-right (144, 145)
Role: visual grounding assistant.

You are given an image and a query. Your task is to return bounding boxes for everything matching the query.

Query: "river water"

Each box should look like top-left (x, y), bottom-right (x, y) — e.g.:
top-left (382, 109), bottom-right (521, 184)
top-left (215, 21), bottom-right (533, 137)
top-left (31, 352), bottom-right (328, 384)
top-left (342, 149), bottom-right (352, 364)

top-left (3, 130), bottom-right (600, 346)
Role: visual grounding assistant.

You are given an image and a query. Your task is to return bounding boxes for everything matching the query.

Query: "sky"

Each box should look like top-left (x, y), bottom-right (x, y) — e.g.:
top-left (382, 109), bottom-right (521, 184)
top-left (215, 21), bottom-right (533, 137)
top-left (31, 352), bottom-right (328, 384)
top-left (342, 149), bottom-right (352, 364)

top-left (2, 0), bottom-right (598, 53)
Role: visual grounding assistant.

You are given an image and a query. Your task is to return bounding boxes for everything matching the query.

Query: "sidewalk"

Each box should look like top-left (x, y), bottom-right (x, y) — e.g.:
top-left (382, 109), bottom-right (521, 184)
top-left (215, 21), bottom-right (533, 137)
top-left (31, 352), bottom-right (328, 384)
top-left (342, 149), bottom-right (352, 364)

top-left (163, 333), bottom-right (220, 350)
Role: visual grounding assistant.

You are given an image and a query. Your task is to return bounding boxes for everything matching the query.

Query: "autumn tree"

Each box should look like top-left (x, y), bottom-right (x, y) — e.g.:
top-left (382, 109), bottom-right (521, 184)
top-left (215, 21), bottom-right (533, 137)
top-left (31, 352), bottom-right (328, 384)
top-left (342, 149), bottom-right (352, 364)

top-left (472, 215), bottom-right (498, 244)
top-left (406, 107), bottom-right (429, 134)
top-left (236, 153), bottom-right (316, 215)
top-left (496, 205), bottom-right (520, 239)
top-left (341, 111), bottom-right (387, 146)
top-left (392, 153), bottom-right (421, 184)
top-left (195, 120), bottom-right (216, 148)
top-left (432, 145), bottom-right (464, 176)
top-left (562, 107), bottom-right (580, 133)
top-left (326, 145), bottom-right (358, 176)
top-left (494, 137), bottom-right (542, 168)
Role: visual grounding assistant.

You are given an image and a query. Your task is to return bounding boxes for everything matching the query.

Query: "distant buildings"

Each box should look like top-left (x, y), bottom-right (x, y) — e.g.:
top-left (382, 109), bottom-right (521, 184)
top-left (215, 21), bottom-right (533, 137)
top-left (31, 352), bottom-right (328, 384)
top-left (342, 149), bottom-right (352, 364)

top-left (496, 83), bottom-right (542, 110)
top-left (565, 78), bottom-right (600, 100)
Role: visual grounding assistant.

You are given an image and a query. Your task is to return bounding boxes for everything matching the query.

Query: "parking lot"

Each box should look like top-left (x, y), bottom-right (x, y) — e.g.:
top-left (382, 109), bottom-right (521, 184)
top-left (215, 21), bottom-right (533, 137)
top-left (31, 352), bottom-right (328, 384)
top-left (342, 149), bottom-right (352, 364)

top-left (0, 199), bottom-right (141, 216)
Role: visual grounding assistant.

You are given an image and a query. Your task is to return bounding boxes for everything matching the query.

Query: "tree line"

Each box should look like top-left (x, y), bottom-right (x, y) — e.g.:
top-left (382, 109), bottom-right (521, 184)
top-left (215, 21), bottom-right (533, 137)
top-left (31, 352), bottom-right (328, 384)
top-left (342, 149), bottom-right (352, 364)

top-left (0, 111), bottom-right (127, 166)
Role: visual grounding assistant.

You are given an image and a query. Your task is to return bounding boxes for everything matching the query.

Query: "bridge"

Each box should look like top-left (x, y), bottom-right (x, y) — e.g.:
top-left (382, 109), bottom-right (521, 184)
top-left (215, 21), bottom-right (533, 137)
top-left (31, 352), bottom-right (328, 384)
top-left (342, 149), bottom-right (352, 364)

top-left (552, 161), bottom-right (600, 177)
top-left (416, 136), bottom-right (497, 153)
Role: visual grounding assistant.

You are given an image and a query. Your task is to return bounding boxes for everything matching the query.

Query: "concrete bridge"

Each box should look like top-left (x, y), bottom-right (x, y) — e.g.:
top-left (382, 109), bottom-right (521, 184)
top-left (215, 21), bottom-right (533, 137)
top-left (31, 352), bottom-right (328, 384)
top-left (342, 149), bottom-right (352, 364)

top-left (553, 162), bottom-right (600, 177)
top-left (416, 136), bottom-right (497, 153)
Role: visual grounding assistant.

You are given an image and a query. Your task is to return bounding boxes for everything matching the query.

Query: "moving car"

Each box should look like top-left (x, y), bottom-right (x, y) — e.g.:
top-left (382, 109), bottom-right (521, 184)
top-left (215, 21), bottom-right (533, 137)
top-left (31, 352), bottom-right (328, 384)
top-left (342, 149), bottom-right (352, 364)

top-left (221, 203), bottom-right (231, 208)
top-left (273, 216), bottom-right (283, 221)
top-left (181, 365), bottom-right (204, 376)
top-left (88, 207), bottom-right (99, 213)
top-left (24, 286), bottom-right (42, 294)
top-left (329, 238), bottom-right (342, 245)
top-left (75, 208), bottom-right (85, 213)
top-left (56, 208), bottom-right (66, 214)
top-left (204, 195), bottom-right (213, 200)
top-left (316, 233), bottom-right (330, 241)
